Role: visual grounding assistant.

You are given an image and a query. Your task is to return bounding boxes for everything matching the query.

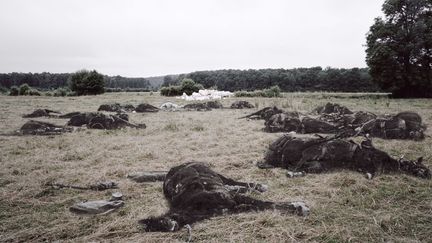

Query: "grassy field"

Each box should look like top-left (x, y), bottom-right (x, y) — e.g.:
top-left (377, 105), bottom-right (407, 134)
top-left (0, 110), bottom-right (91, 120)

top-left (0, 92), bottom-right (431, 242)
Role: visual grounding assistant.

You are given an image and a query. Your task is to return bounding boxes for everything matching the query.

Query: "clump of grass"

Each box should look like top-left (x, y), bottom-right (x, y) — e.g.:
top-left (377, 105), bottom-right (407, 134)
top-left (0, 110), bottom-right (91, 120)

top-left (191, 125), bottom-right (205, 132)
top-left (164, 122), bottom-right (179, 132)
top-left (140, 152), bottom-right (156, 159)
top-left (62, 152), bottom-right (85, 161)
top-left (254, 101), bottom-right (260, 109)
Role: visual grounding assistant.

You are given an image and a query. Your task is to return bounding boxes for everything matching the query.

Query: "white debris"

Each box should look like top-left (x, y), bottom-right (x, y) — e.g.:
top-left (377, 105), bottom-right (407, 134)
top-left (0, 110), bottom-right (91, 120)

top-left (286, 171), bottom-right (305, 178)
top-left (178, 89), bottom-right (234, 101)
top-left (160, 102), bottom-right (182, 111)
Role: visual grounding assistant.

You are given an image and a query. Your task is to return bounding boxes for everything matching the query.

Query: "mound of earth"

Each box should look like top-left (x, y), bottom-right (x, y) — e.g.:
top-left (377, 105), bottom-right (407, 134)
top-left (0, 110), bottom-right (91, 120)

top-left (19, 120), bottom-right (72, 135)
top-left (230, 101), bottom-right (255, 109)
top-left (22, 109), bottom-right (60, 118)
top-left (135, 103), bottom-right (159, 113)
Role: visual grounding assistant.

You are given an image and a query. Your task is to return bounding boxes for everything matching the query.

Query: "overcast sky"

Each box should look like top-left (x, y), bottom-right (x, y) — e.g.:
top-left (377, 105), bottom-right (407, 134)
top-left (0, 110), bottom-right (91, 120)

top-left (0, 0), bottom-right (384, 77)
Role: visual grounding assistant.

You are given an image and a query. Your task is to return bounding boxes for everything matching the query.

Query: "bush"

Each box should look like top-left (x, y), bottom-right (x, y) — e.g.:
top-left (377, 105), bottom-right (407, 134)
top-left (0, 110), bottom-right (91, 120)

top-left (235, 85), bottom-right (282, 98)
top-left (28, 89), bottom-right (41, 96)
top-left (66, 91), bottom-right (77, 96)
top-left (9, 86), bottom-right (19, 96)
top-left (160, 86), bottom-right (183, 96)
top-left (19, 83), bottom-right (31, 95)
top-left (105, 88), bottom-right (122, 93)
top-left (265, 85), bottom-right (281, 97)
top-left (69, 69), bottom-right (105, 95)
top-left (54, 88), bottom-right (68, 97)
top-left (181, 78), bottom-right (202, 95)
top-left (160, 78), bottom-right (204, 96)
top-left (0, 85), bottom-right (8, 94)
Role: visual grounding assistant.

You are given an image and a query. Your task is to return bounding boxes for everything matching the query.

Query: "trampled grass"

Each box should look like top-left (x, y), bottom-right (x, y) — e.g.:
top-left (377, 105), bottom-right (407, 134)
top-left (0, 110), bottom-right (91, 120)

top-left (0, 92), bottom-right (431, 242)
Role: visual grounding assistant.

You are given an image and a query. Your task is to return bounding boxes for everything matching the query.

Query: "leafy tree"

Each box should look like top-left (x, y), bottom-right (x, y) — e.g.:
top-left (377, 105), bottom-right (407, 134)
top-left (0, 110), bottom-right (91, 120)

top-left (69, 70), bottom-right (105, 95)
top-left (160, 78), bottom-right (204, 96)
top-left (19, 83), bottom-right (30, 95)
top-left (0, 85), bottom-right (8, 94)
top-left (180, 78), bottom-right (203, 95)
top-left (0, 68), bottom-right (378, 93)
top-left (9, 86), bottom-right (19, 96)
top-left (187, 68), bottom-right (377, 92)
top-left (366, 0), bottom-right (432, 98)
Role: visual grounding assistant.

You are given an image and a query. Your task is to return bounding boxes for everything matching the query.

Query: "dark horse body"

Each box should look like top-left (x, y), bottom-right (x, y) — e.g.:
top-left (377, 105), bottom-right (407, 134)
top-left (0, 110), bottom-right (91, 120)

top-left (139, 162), bottom-right (309, 232)
top-left (259, 134), bottom-right (431, 179)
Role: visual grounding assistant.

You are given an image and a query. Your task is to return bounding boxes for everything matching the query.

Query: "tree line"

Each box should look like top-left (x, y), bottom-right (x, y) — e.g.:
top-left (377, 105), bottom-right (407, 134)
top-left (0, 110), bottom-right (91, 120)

top-left (0, 72), bottom-right (152, 90)
top-left (163, 67), bottom-right (379, 92)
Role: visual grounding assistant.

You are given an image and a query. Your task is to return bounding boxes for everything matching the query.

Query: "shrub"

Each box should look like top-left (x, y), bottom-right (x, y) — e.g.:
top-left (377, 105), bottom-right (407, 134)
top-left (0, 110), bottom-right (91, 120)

top-left (265, 85), bottom-right (281, 97)
top-left (160, 86), bottom-right (182, 96)
top-left (105, 88), bottom-right (122, 93)
top-left (28, 89), bottom-right (41, 96)
top-left (0, 85), bottom-right (8, 94)
top-left (9, 86), bottom-right (19, 96)
top-left (235, 85), bottom-right (282, 98)
top-left (181, 78), bottom-right (202, 95)
top-left (19, 83), bottom-right (31, 95)
top-left (54, 88), bottom-right (68, 97)
top-left (160, 78), bottom-right (203, 96)
top-left (66, 91), bottom-right (77, 96)
top-left (69, 69), bottom-right (105, 95)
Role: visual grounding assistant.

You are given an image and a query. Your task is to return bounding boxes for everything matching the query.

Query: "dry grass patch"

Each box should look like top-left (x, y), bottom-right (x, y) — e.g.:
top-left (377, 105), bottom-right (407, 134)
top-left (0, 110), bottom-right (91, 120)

top-left (0, 92), bottom-right (431, 242)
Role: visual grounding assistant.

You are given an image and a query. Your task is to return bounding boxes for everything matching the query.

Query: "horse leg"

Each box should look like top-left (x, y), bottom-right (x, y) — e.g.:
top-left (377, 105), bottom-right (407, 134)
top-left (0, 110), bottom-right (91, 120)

top-left (232, 194), bottom-right (309, 216)
top-left (218, 173), bottom-right (268, 193)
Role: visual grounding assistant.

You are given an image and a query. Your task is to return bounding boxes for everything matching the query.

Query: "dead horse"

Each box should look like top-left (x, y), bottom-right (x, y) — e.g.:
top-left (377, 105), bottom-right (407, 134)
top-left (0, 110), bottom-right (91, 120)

top-left (139, 162), bottom-right (309, 232)
top-left (259, 134), bottom-right (431, 179)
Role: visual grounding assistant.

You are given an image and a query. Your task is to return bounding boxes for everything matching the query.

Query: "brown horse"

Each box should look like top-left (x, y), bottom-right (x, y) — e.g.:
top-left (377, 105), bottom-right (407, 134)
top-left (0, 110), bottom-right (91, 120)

top-left (259, 134), bottom-right (431, 179)
top-left (139, 162), bottom-right (309, 232)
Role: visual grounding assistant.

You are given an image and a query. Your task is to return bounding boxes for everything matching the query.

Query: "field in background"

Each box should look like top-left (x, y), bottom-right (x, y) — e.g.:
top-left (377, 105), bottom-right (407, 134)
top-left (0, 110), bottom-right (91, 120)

top-left (0, 92), bottom-right (431, 242)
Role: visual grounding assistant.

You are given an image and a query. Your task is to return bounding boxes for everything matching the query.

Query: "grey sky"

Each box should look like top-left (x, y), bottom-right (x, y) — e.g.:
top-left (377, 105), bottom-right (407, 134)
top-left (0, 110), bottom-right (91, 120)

top-left (0, 0), bottom-right (384, 77)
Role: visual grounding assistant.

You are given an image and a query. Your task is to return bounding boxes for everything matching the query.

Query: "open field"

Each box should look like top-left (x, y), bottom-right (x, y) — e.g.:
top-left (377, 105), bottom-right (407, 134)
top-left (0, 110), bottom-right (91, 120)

top-left (0, 92), bottom-right (431, 242)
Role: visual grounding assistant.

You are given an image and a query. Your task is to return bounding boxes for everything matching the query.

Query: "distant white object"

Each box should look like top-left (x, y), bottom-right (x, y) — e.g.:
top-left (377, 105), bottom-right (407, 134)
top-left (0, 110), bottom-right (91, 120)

top-left (178, 89), bottom-right (233, 101)
top-left (160, 102), bottom-right (182, 111)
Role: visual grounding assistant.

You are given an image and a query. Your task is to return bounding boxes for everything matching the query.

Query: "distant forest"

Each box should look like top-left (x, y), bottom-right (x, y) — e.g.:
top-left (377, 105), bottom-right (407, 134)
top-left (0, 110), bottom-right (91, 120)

top-left (0, 67), bottom-right (379, 92)
top-left (0, 72), bottom-right (152, 90)
top-left (165, 67), bottom-right (379, 92)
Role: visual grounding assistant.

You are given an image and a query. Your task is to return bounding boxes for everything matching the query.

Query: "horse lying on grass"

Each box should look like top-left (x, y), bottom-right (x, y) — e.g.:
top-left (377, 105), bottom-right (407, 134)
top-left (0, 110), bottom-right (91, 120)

top-left (139, 162), bottom-right (309, 232)
top-left (258, 134), bottom-right (431, 179)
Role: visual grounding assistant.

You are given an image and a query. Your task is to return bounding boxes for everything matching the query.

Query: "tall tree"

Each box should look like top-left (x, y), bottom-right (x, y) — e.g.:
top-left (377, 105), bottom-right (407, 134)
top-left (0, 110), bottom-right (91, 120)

top-left (69, 70), bottom-right (105, 95)
top-left (366, 0), bottom-right (432, 98)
